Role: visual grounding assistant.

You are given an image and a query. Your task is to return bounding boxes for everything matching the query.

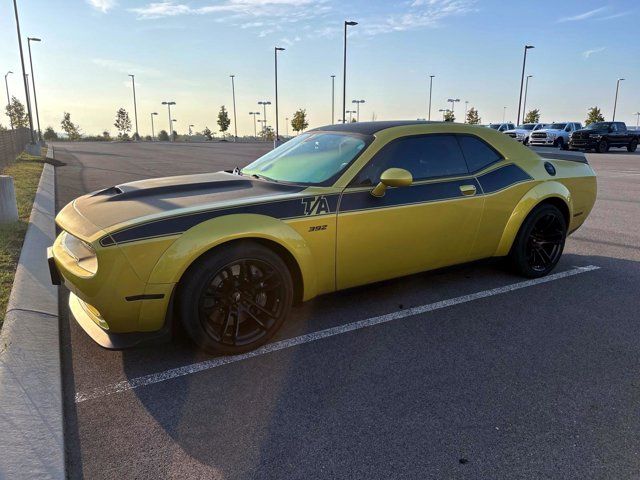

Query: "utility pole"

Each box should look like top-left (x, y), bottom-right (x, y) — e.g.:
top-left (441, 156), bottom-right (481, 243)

top-left (12, 0), bottom-right (35, 143)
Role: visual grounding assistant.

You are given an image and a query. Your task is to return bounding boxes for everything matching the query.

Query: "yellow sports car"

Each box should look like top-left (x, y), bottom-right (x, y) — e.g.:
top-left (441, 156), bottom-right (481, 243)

top-left (48, 121), bottom-right (597, 354)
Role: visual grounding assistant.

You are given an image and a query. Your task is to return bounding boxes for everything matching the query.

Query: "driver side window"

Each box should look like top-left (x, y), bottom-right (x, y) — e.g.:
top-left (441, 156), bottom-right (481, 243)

top-left (352, 134), bottom-right (469, 186)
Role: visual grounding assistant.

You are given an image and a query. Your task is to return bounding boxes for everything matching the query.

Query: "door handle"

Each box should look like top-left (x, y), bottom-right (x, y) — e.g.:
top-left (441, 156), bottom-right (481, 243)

top-left (459, 184), bottom-right (477, 196)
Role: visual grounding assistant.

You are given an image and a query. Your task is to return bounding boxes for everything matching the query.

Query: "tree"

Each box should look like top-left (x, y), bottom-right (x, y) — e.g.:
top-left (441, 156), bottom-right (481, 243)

top-left (132, 132), bottom-right (140, 141)
top-left (6, 96), bottom-right (29, 129)
top-left (60, 112), bottom-right (81, 140)
top-left (158, 129), bottom-right (169, 141)
top-left (443, 110), bottom-right (455, 122)
top-left (524, 109), bottom-right (540, 123)
top-left (291, 109), bottom-right (309, 134)
top-left (172, 130), bottom-right (178, 142)
top-left (114, 108), bottom-right (132, 139)
top-left (465, 107), bottom-right (480, 125)
top-left (260, 126), bottom-right (275, 141)
top-left (43, 126), bottom-right (58, 141)
top-left (217, 106), bottom-right (231, 136)
top-left (144, 135), bottom-right (152, 141)
top-left (202, 126), bottom-right (213, 140)
top-left (585, 106), bottom-right (605, 126)
top-left (102, 130), bottom-right (111, 141)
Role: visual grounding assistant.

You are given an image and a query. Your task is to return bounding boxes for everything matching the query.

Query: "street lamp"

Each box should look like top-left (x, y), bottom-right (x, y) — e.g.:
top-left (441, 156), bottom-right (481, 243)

top-left (503, 106), bottom-right (507, 122)
top-left (4, 71), bottom-right (13, 129)
top-left (274, 46), bottom-right (285, 147)
top-left (331, 75), bottom-right (336, 124)
top-left (258, 100), bottom-right (271, 139)
top-left (464, 100), bottom-right (469, 123)
top-left (285, 116), bottom-right (289, 137)
top-left (12, 0), bottom-right (35, 143)
top-left (612, 78), bottom-right (625, 121)
top-left (230, 75), bottom-right (237, 141)
top-left (161, 101), bottom-right (176, 141)
top-left (128, 74), bottom-right (139, 140)
top-left (249, 111), bottom-right (260, 138)
top-left (27, 37), bottom-right (42, 140)
top-left (346, 109), bottom-right (356, 122)
top-left (188, 124), bottom-right (194, 137)
top-left (438, 108), bottom-right (450, 121)
top-left (352, 99), bottom-right (365, 122)
top-left (428, 75), bottom-right (435, 121)
top-left (635, 112), bottom-right (640, 129)
top-left (517, 44), bottom-right (534, 125)
top-left (522, 75), bottom-right (533, 124)
top-left (342, 20), bottom-right (358, 124)
top-left (447, 98), bottom-right (460, 113)
top-left (150, 112), bottom-right (158, 140)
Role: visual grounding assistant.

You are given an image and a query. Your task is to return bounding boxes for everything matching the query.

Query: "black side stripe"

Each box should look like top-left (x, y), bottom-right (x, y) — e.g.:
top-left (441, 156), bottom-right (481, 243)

top-left (100, 164), bottom-right (532, 247)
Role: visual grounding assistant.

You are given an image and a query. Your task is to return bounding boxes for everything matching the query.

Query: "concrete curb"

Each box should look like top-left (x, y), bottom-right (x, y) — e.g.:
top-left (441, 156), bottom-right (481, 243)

top-left (0, 162), bottom-right (64, 478)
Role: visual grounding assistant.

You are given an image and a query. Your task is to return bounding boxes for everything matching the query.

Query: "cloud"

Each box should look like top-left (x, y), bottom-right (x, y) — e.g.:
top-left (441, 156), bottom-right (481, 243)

top-left (92, 58), bottom-right (164, 77)
top-left (86, 0), bottom-right (116, 13)
top-left (558, 6), bottom-right (607, 22)
top-left (130, 0), bottom-right (321, 19)
top-left (582, 47), bottom-right (605, 59)
top-left (598, 11), bottom-right (633, 21)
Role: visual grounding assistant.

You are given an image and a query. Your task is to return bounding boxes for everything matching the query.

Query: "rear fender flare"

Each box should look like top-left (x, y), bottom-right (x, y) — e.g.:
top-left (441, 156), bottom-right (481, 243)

top-left (494, 181), bottom-right (573, 257)
top-left (147, 213), bottom-right (317, 300)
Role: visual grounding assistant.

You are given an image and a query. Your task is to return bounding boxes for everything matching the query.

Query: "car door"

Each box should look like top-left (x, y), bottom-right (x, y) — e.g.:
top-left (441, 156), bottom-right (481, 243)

top-left (614, 122), bottom-right (629, 146)
top-left (335, 134), bottom-right (484, 290)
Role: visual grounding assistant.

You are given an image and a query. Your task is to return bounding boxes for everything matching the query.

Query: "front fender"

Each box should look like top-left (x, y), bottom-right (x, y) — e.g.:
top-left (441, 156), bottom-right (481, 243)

top-left (494, 181), bottom-right (572, 257)
top-left (147, 213), bottom-right (318, 300)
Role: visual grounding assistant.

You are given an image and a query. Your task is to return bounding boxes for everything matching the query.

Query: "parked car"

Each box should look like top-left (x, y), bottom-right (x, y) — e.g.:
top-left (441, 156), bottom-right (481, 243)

top-left (529, 122), bottom-right (582, 149)
top-left (569, 121), bottom-right (639, 153)
top-left (487, 122), bottom-right (516, 132)
top-left (48, 121), bottom-right (597, 354)
top-left (504, 123), bottom-right (548, 145)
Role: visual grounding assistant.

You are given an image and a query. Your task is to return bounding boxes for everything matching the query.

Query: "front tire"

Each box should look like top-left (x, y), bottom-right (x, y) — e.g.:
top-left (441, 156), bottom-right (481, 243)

top-left (178, 242), bottom-right (293, 354)
top-left (509, 204), bottom-right (567, 278)
top-left (596, 139), bottom-right (609, 153)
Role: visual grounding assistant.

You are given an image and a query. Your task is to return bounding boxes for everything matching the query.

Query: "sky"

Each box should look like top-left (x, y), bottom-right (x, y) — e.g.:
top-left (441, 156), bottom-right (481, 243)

top-left (1, 0), bottom-right (639, 137)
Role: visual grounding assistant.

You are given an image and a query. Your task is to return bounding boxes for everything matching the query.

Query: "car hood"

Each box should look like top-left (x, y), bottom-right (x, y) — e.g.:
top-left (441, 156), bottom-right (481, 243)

top-left (63, 171), bottom-right (305, 235)
top-left (537, 129), bottom-right (564, 134)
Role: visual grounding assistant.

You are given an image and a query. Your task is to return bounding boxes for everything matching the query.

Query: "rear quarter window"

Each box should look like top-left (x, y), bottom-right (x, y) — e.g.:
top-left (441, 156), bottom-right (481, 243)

top-left (456, 135), bottom-right (503, 173)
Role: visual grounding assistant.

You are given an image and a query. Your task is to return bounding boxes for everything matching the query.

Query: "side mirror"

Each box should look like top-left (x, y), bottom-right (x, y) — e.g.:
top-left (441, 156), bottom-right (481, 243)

top-left (371, 168), bottom-right (413, 197)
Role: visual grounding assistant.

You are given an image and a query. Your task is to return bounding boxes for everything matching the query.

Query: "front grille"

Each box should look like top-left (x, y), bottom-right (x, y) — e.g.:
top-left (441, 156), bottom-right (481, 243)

top-left (531, 132), bottom-right (547, 139)
top-left (574, 132), bottom-right (590, 140)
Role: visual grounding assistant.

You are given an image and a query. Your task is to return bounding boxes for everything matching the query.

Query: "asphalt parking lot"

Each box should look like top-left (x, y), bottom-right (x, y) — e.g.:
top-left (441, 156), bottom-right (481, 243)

top-left (53, 141), bottom-right (640, 479)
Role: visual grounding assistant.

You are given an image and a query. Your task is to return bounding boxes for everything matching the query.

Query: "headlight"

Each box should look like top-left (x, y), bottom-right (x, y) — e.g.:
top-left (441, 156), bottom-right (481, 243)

top-left (547, 133), bottom-right (557, 139)
top-left (61, 231), bottom-right (98, 275)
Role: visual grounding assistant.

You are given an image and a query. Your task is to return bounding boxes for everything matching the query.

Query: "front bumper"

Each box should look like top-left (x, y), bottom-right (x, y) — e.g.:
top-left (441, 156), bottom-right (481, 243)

top-left (569, 139), bottom-right (598, 150)
top-left (529, 137), bottom-right (557, 146)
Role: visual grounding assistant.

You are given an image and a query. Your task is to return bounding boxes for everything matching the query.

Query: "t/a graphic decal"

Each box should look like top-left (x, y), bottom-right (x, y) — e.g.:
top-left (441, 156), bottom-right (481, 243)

top-left (301, 196), bottom-right (331, 216)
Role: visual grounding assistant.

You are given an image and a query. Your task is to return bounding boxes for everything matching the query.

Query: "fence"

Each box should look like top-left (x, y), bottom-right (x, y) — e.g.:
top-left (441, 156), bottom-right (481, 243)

top-left (0, 128), bottom-right (31, 168)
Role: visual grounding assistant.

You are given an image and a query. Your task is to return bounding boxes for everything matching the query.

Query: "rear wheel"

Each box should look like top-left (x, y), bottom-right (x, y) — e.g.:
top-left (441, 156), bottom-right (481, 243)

top-left (596, 139), bottom-right (609, 153)
top-left (178, 242), bottom-right (293, 354)
top-left (627, 139), bottom-right (638, 152)
top-left (509, 204), bottom-right (567, 278)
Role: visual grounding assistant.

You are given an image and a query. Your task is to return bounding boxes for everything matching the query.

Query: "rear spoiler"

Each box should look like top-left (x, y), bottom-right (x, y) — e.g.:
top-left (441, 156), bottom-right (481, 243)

top-left (538, 151), bottom-right (588, 164)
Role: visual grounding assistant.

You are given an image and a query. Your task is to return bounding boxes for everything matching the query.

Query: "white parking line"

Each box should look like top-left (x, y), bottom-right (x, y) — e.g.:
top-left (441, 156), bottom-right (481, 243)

top-left (75, 265), bottom-right (600, 404)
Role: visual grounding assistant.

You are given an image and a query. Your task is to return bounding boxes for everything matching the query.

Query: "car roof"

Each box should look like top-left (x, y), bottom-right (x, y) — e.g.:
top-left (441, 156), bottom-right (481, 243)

top-left (309, 120), bottom-right (435, 135)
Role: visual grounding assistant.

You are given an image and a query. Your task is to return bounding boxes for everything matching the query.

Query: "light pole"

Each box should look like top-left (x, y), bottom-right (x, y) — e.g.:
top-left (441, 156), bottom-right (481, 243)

top-left (24, 73), bottom-right (31, 121)
top-left (230, 75), bottom-right (237, 141)
top-left (285, 117), bottom-right (289, 137)
top-left (635, 112), bottom-right (640, 128)
top-left (274, 46), bottom-right (285, 147)
top-left (517, 45), bottom-right (534, 126)
top-left (464, 100), bottom-right (469, 123)
top-left (342, 20), bottom-right (358, 124)
top-left (503, 106), bottom-right (507, 122)
top-left (27, 37), bottom-right (42, 140)
top-left (352, 99), bottom-right (365, 121)
top-left (188, 124), bottom-right (194, 139)
top-left (438, 108), bottom-right (450, 121)
top-left (4, 71), bottom-right (13, 129)
top-left (161, 101), bottom-right (175, 141)
top-left (150, 112), bottom-right (157, 140)
top-left (522, 75), bottom-right (533, 124)
top-left (331, 75), bottom-right (336, 124)
top-left (612, 78), bottom-right (625, 121)
top-left (346, 110), bottom-right (356, 122)
top-left (249, 111), bottom-right (260, 138)
top-left (128, 74), bottom-right (139, 139)
top-left (12, 0), bottom-right (35, 142)
top-left (447, 98), bottom-right (460, 113)
top-left (258, 100), bottom-right (271, 138)
top-left (428, 75), bottom-right (435, 121)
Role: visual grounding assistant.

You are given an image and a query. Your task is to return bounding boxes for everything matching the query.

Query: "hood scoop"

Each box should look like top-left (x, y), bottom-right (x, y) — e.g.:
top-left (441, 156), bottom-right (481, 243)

top-left (99, 179), bottom-right (253, 202)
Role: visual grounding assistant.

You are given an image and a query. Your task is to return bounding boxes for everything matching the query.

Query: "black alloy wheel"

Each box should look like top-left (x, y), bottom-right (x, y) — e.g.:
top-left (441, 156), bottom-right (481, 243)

top-left (510, 204), bottom-right (567, 278)
top-left (597, 139), bottom-right (609, 154)
top-left (179, 242), bottom-right (293, 354)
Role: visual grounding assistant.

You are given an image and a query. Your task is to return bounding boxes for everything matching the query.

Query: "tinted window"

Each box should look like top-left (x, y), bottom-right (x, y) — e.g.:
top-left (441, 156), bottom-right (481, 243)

top-left (353, 135), bottom-right (468, 185)
top-left (457, 135), bottom-right (503, 172)
top-left (616, 122), bottom-right (626, 131)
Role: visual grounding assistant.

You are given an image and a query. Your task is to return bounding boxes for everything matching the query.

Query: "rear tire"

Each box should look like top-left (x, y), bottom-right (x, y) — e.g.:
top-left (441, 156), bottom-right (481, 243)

top-left (177, 242), bottom-right (293, 355)
top-left (627, 139), bottom-right (638, 152)
top-left (509, 204), bottom-right (567, 278)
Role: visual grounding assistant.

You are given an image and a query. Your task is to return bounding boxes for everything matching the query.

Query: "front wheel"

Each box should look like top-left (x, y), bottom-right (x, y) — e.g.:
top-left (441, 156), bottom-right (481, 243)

top-left (627, 139), bottom-right (638, 152)
top-left (509, 204), bottom-right (567, 278)
top-left (178, 242), bottom-right (293, 354)
top-left (596, 139), bottom-right (609, 153)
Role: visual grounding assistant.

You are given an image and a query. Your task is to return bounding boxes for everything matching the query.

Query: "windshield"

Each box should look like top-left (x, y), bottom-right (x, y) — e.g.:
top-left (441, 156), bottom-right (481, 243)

top-left (586, 122), bottom-right (611, 130)
top-left (517, 124), bottom-right (535, 130)
top-left (488, 124), bottom-right (501, 130)
top-left (241, 132), bottom-right (367, 185)
top-left (534, 124), bottom-right (547, 130)
top-left (549, 123), bottom-right (567, 130)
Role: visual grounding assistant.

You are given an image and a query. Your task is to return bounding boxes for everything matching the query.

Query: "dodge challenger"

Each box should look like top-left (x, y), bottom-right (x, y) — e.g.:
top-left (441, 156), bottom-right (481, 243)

top-left (48, 121), bottom-right (597, 354)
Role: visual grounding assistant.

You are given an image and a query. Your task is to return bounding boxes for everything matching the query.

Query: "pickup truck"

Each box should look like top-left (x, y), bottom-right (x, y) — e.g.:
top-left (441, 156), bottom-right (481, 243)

top-left (528, 122), bottom-right (582, 149)
top-left (504, 123), bottom-right (548, 145)
top-left (486, 122), bottom-right (516, 132)
top-left (569, 121), bottom-right (639, 153)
